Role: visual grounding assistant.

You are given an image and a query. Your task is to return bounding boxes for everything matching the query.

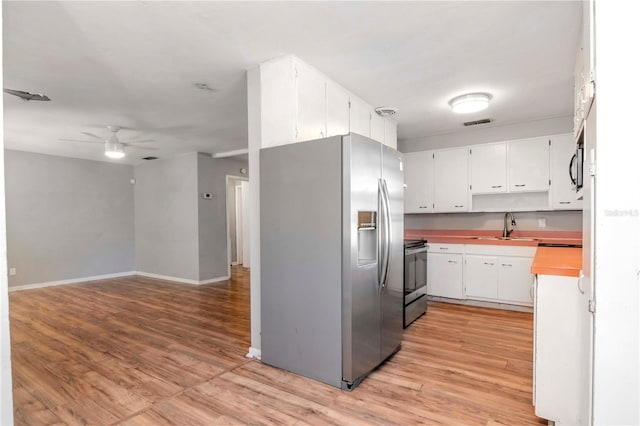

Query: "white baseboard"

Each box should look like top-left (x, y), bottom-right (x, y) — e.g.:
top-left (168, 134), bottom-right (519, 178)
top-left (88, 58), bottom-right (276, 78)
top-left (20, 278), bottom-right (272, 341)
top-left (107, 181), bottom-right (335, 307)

top-left (199, 275), bottom-right (231, 284)
top-left (8, 271), bottom-right (136, 292)
top-left (136, 271), bottom-right (230, 285)
top-left (231, 261), bottom-right (239, 266)
top-left (246, 347), bottom-right (262, 360)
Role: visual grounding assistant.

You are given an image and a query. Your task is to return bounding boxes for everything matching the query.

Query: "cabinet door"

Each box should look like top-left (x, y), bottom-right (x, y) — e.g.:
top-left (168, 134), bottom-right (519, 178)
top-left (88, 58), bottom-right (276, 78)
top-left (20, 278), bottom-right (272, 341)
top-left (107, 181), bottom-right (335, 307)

top-left (404, 151), bottom-right (433, 213)
top-left (326, 82), bottom-right (350, 137)
top-left (370, 111), bottom-right (385, 144)
top-left (465, 255), bottom-right (498, 300)
top-left (497, 256), bottom-right (534, 305)
top-left (550, 134), bottom-right (583, 210)
top-left (427, 252), bottom-right (463, 299)
top-left (433, 147), bottom-right (469, 212)
top-left (349, 97), bottom-right (370, 138)
top-left (508, 137), bottom-right (550, 192)
top-left (384, 118), bottom-right (397, 149)
top-left (295, 62), bottom-right (326, 142)
top-left (470, 142), bottom-right (507, 194)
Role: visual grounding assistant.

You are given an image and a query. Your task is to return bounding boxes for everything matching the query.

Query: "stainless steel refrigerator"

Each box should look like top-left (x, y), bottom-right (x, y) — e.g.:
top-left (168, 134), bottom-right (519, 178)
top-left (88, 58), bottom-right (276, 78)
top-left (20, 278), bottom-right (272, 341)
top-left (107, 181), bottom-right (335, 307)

top-left (260, 133), bottom-right (403, 390)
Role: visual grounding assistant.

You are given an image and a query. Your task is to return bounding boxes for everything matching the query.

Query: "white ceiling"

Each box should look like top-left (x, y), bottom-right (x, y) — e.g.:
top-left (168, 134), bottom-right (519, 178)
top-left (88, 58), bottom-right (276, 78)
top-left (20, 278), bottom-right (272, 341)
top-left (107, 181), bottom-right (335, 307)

top-left (3, 1), bottom-right (581, 164)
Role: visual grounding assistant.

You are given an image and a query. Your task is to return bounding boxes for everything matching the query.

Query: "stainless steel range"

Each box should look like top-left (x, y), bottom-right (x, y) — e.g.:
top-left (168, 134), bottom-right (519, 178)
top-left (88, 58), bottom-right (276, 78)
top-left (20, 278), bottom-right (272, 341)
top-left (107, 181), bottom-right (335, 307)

top-left (404, 240), bottom-right (428, 327)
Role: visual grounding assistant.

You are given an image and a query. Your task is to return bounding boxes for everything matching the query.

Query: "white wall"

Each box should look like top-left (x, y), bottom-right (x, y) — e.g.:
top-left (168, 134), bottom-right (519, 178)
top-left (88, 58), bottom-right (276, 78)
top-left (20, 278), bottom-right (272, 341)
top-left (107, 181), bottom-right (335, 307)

top-left (399, 115), bottom-right (572, 153)
top-left (405, 210), bottom-right (582, 232)
top-left (591, 2), bottom-right (640, 424)
top-left (5, 150), bottom-right (136, 288)
top-left (0, 2), bottom-right (15, 418)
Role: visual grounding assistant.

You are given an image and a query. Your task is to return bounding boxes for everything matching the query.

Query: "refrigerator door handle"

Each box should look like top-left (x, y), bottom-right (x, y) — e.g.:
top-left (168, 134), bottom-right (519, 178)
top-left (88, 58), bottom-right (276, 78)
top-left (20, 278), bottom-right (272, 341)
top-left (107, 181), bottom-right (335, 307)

top-left (377, 179), bottom-right (384, 292)
top-left (380, 179), bottom-right (392, 292)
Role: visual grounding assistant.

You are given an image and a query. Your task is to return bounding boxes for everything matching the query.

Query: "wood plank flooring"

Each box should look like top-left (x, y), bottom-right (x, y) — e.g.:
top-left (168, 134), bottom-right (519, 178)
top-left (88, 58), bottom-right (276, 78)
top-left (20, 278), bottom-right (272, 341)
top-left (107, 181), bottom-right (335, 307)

top-left (9, 266), bottom-right (544, 425)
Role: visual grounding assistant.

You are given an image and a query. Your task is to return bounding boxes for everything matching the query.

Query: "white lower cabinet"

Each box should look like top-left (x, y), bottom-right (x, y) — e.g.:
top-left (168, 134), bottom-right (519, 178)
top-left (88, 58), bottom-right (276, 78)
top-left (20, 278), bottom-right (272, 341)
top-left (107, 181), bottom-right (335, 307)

top-left (497, 257), bottom-right (535, 305)
top-left (427, 244), bottom-right (464, 299)
top-left (534, 273), bottom-right (590, 424)
top-left (465, 255), bottom-right (498, 299)
top-left (429, 244), bottom-right (536, 307)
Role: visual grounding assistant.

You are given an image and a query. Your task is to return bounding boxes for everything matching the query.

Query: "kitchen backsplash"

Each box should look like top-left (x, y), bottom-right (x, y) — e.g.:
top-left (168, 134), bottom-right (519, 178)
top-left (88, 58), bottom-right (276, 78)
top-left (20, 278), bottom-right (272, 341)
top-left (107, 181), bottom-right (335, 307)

top-left (404, 210), bottom-right (582, 232)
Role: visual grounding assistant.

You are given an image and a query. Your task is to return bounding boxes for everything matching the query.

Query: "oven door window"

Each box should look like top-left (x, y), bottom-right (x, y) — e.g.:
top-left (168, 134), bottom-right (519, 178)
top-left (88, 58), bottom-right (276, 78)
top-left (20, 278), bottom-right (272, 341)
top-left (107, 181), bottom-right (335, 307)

top-left (415, 250), bottom-right (427, 291)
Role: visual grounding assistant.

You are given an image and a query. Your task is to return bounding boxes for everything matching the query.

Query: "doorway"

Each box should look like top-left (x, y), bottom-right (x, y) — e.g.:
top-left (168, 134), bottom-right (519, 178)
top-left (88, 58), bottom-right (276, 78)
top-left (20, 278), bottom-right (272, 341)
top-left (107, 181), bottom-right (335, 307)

top-left (226, 176), bottom-right (249, 275)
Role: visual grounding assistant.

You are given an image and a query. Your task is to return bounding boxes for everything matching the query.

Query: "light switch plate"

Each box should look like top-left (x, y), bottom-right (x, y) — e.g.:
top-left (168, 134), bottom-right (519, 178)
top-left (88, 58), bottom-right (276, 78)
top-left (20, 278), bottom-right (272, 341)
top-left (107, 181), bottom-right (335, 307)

top-left (538, 218), bottom-right (546, 228)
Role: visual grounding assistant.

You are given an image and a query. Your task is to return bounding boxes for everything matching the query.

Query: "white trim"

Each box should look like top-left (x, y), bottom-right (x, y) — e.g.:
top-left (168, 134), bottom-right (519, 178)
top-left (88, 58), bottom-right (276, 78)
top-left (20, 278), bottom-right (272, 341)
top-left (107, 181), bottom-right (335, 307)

top-left (246, 347), bottom-right (262, 359)
top-left (231, 261), bottom-right (239, 266)
top-left (213, 148), bottom-right (249, 158)
top-left (8, 271), bottom-right (136, 292)
top-left (199, 275), bottom-right (230, 284)
top-left (136, 271), bottom-right (229, 285)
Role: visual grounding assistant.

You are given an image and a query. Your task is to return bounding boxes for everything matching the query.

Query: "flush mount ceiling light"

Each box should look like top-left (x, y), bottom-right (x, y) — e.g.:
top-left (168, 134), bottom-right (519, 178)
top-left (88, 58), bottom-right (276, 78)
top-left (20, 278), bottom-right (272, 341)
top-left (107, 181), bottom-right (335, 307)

top-left (449, 93), bottom-right (491, 114)
top-left (374, 106), bottom-right (398, 117)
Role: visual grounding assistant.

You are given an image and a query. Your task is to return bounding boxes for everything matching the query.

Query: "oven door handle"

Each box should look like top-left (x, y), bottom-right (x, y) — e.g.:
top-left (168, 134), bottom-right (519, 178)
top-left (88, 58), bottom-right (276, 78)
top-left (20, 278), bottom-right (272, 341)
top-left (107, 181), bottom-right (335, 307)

top-left (405, 247), bottom-right (427, 256)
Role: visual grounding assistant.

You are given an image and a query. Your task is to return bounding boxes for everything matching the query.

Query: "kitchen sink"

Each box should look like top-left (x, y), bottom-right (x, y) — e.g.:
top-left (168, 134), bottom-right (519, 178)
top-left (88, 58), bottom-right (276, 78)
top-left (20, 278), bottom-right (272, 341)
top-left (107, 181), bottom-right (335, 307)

top-left (471, 236), bottom-right (539, 242)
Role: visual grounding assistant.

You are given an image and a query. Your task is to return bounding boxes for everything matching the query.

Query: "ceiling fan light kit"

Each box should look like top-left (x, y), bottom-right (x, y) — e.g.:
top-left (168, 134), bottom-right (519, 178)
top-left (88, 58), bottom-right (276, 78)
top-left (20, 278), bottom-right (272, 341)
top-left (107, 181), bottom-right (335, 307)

top-left (104, 140), bottom-right (125, 159)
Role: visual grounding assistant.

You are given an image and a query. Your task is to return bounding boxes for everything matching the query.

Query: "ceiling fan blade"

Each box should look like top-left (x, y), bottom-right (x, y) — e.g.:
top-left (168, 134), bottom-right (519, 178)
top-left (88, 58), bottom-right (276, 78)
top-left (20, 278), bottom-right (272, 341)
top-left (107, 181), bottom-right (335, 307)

top-left (80, 132), bottom-right (105, 140)
top-left (58, 138), bottom-right (103, 144)
top-left (124, 144), bottom-right (157, 151)
top-left (125, 139), bottom-right (155, 144)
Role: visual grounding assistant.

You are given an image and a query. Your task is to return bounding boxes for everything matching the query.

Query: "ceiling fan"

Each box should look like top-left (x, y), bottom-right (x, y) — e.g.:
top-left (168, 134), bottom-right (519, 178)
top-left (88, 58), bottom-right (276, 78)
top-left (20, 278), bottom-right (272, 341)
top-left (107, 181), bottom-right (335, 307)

top-left (59, 125), bottom-right (156, 159)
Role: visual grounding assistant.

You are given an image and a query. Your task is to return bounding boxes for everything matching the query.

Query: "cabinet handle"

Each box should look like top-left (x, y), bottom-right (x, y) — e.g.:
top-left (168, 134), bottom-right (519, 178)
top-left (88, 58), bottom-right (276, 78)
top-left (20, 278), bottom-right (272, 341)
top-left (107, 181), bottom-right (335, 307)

top-left (577, 275), bottom-right (585, 295)
top-left (514, 184), bottom-right (526, 188)
top-left (439, 247), bottom-right (448, 250)
top-left (484, 262), bottom-right (494, 266)
top-left (454, 205), bottom-right (464, 208)
top-left (530, 283), bottom-right (535, 300)
top-left (491, 185), bottom-right (502, 188)
top-left (448, 260), bottom-right (457, 264)
top-left (502, 263), bottom-right (512, 267)
top-left (559, 201), bottom-right (571, 204)
top-left (419, 206), bottom-right (428, 209)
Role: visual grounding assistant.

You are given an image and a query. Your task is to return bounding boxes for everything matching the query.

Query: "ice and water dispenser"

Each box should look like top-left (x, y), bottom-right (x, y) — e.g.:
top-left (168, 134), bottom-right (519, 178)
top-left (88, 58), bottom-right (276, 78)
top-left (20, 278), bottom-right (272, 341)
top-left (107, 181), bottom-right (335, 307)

top-left (357, 211), bottom-right (377, 265)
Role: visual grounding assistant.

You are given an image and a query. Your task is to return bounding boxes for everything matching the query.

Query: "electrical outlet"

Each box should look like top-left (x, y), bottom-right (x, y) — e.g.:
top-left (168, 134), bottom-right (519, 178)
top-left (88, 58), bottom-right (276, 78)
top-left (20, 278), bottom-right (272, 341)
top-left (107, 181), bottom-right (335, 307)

top-left (9, 267), bottom-right (16, 276)
top-left (538, 218), bottom-right (546, 229)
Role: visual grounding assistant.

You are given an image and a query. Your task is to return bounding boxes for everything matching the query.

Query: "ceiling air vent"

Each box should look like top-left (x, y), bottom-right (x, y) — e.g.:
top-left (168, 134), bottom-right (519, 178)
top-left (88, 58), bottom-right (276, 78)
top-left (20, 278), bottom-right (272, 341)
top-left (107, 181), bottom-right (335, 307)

top-left (463, 118), bottom-right (492, 127)
top-left (141, 156), bottom-right (159, 160)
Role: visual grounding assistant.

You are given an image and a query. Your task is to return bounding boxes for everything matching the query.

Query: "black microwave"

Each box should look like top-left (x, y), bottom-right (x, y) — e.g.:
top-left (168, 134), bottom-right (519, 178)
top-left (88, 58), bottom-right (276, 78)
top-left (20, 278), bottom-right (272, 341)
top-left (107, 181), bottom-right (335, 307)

top-left (570, 144), bottom-right (584, 191)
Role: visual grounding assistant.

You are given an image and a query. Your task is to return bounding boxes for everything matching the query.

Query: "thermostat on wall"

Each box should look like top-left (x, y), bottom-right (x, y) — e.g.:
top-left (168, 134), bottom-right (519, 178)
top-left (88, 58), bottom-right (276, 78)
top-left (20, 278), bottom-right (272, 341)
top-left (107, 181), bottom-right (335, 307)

top-left (202, 193), bottom-right (212, 199)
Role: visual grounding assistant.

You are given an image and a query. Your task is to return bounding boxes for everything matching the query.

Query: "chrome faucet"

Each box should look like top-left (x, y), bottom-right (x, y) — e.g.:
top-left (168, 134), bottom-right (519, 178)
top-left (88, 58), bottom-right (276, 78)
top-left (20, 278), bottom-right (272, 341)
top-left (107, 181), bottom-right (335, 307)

top-left (503, 212), bottom-right (516, 238)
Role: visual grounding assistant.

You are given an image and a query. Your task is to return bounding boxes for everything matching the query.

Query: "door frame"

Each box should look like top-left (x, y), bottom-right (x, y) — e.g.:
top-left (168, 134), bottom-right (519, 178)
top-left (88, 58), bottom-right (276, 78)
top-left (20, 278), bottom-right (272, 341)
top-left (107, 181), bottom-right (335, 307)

top-left (225, 175), bottom-right (249, 277)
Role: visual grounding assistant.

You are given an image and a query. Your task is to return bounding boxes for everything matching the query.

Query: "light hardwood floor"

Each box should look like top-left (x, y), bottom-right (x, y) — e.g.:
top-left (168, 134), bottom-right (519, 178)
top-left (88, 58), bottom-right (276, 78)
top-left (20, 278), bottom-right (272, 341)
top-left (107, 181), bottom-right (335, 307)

top-left (9, 266), bottom-right (544, 425)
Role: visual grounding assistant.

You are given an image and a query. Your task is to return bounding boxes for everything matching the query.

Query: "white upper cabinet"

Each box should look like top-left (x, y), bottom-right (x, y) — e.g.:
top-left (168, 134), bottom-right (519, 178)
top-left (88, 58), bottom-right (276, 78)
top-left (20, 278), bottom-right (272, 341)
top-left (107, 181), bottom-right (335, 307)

top-left (326, 81), bottom-right (350, 138)
top-left (508, 137), bottom-right (550, 192)
top-left (384, 118), bottom-right (397, 149)
top-left (349, 96), bottom-right (371, 138)
top-left (259, 55), bottom-right (396, 148)
top-left (295, 61), bottom-right (327, 142)
top-left (404, 150), bottom-right (434, 213)
top-left (433, 147), bottom-right (469, 212)
top-left (370, 111), bottom-right (386, 144)
top-left (470, 142), bottom-right (507, 194)
top-left (550, 133), bottom-right (582, 210)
